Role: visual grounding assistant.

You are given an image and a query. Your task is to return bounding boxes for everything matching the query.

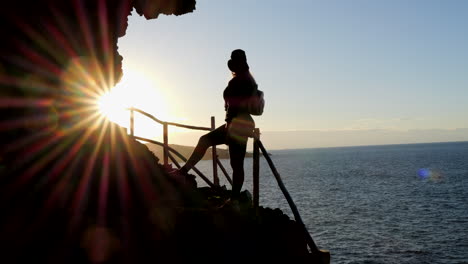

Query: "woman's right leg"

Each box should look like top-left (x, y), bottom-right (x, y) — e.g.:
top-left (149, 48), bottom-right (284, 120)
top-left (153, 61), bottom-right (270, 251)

top-left (226, 115), bottom-right (254, 199)
top-left (180, 124), bottom-right (227, 174)
top-left (228, 138), bottom-right (247, 199)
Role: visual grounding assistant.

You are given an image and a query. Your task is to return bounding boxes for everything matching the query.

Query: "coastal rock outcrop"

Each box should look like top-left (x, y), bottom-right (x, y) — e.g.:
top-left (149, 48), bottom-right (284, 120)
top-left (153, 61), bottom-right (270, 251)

top-left (0, 1), bottom-right (320, 263)
top-left (0, 0), bottom-right (196, 159)
top-left (0, 122), bottom-right (315, 263)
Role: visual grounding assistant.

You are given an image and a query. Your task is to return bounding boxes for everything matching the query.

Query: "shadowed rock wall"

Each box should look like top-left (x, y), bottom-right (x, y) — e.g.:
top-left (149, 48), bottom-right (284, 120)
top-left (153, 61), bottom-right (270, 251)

top-left (0, 1), bottom-right (321, 263)
top-left (0, 0), bottom-right (195, 159)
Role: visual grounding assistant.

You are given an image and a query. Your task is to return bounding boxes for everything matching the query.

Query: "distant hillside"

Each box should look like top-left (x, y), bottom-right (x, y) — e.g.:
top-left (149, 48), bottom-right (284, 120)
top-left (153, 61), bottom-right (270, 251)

top-left (145, 143), bottom-right (255, 161)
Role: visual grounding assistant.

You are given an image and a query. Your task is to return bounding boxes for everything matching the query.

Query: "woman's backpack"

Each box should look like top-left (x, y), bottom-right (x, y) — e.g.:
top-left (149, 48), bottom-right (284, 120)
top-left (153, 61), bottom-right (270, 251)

top-left (248, 89), bottom-right (265, 116)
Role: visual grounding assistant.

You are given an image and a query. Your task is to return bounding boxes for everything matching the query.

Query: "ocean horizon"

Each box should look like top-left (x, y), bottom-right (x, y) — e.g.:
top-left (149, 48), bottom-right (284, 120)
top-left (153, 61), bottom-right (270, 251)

top-left (262, 140), bottom-right (468, 152)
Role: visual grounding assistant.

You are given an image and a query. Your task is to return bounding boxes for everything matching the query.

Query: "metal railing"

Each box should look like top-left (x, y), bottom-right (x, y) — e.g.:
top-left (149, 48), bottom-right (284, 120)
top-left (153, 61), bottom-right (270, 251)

top-left (126, 107), bottom-right (330, 263)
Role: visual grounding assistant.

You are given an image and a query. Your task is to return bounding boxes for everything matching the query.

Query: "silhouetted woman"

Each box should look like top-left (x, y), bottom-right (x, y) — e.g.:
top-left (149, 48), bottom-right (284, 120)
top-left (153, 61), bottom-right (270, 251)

top-left (178, 49), bottom-right (257, 200)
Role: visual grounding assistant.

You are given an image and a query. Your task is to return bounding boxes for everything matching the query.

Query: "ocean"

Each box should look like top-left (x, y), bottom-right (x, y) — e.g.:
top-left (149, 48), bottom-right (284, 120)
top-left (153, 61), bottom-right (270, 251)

top-left (194, 141), bottom-right (468, 264)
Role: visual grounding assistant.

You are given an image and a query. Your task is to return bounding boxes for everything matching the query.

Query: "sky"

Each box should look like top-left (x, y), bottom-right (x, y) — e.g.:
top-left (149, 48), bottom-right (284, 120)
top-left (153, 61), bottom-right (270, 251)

top-left (107, 0), bottom-right (468, 149)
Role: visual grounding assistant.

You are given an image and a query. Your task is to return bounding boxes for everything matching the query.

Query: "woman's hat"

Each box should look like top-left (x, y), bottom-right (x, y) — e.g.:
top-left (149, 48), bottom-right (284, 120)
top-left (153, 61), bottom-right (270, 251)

top-left (228, 49), bottom-right (249, 73)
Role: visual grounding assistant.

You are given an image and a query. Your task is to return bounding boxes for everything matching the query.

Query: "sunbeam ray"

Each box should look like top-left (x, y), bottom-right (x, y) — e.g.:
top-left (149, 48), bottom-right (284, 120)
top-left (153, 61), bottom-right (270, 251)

top-left (98, 148), bottom-right (110, 224)
top-left (69, 119), bottom-right (110, 232)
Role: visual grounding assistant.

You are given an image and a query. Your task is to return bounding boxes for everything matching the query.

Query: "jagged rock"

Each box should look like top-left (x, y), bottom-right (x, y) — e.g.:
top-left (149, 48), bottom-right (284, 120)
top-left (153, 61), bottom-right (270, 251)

top-left (0, 1), bottom-right (322, 263)
top-left (0, 123), bottom-right (317, 263)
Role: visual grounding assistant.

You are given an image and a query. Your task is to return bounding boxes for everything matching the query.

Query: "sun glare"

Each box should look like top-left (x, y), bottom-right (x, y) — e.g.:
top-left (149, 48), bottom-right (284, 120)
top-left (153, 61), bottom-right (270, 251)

top-left (98, 92), bottom-right (120, 118)
top-left (97, 68), bottom-right (174, 139)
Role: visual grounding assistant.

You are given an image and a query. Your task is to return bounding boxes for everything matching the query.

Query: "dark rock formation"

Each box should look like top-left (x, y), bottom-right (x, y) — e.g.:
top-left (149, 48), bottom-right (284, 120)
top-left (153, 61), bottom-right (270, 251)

top-left (0, 1), bottom-right (321, 263)
top-left (0, 122), bottom-right (315, 263)
top-left (0, 0), bottom-right (196, 160)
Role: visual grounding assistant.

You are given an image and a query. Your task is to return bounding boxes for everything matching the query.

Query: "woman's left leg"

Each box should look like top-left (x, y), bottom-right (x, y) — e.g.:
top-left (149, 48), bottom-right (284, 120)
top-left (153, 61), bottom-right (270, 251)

top-left (180, 124), bottom-right (228, 174)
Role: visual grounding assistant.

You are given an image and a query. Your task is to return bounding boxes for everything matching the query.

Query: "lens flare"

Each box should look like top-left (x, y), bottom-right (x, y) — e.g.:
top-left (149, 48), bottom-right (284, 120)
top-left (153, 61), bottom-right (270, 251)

top-left (418, 168), bottom-right (443, 182)
top-left (0, 0), bottom-right (142, 239)
top-left (98, 92), bottom-right (119, 117)
top-left (418, 168), bottom-right (430, 179)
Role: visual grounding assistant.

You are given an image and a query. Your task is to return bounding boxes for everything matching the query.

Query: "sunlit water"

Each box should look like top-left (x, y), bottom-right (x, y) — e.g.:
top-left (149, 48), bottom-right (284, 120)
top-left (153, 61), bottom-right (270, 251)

top-left (194, 141), bottom-right (468, 264)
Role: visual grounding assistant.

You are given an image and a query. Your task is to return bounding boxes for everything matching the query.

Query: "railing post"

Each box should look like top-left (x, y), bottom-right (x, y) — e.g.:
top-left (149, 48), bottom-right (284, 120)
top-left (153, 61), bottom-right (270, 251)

top-left (211, 116), bottom-right (219, 186)
top-left (130, 108), bottom-right (134, 137)
top-left (163, 122), bottom-right (169, 166)
top-left (253, 128), bottom-right (260, 210)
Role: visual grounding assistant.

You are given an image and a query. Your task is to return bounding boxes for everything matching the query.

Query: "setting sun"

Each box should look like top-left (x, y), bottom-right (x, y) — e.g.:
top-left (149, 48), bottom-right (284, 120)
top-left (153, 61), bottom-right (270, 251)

top-left (97, 68), bottom-right (173, 139)
top-left (98, 91), bottom-right (124, 121)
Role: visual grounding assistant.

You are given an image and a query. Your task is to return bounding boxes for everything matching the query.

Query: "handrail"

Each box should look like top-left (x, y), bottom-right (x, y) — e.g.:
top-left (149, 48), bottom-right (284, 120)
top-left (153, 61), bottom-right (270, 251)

top-left (127, 107), bottom-right (329, 262)
top-left (255, 137), bottom-right (330, 262)
top-left (215, 158), bottom-right (233, 185)
top-left (133, 136), bottom-right (215, 188)
top-left (127, 107), bottom-right (224, 185)
top-left (127, 107), bottom-right (212, 131)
